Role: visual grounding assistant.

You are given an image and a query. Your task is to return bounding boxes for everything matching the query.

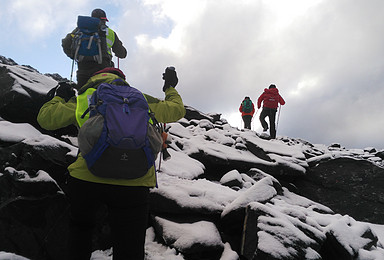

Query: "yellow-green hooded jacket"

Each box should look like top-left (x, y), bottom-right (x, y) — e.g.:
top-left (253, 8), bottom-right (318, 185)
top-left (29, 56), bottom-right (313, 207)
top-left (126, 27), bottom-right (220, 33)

top-left (37, 72), bottom-right (185, 187)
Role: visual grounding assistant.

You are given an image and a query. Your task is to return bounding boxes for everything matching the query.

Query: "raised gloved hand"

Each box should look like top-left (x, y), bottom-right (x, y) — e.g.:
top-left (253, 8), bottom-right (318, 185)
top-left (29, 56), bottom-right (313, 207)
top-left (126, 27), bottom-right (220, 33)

top-left (55, 81), bottom-right (76, 102)
top-left (162, 66), bottom-right (178, 92)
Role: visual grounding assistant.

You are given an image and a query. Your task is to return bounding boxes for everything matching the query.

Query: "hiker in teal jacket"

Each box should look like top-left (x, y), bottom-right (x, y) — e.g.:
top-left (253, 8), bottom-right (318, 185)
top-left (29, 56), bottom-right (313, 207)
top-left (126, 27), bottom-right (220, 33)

top-left (239, 96), bottom-right (255, 129)
top-left (37, 67), bottom-right (185, 260)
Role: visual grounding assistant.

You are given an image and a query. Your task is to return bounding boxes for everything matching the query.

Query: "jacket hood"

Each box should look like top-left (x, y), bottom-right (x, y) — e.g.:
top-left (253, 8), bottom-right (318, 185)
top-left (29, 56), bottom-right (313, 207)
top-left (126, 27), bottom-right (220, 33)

top-left (78, 72), bottom-right (129, 95)
top-left (264, 88), bottom-right (279, 94)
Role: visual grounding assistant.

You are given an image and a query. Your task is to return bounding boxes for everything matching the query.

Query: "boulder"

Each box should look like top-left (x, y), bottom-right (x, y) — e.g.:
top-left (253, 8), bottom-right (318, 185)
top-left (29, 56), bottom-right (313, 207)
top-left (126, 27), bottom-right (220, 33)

top-left (293, 157), bottom-right (384, 224)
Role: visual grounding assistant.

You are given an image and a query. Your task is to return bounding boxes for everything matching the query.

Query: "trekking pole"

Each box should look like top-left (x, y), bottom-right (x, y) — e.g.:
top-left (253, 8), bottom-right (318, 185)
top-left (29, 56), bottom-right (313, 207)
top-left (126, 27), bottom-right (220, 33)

top-left (276, 105), bottom-right (282, 132)
top-left (70, 59), bottom-right (75, 82)
top-left (117, 58), bottom-right (120, 69)
top-left (252, 108), bottom-right (259, 131)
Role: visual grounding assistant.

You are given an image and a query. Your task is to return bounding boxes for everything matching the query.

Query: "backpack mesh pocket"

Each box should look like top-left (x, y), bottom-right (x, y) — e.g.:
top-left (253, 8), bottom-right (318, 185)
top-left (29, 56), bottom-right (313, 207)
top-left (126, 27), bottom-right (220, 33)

top-left (78, 113), bottom-right (104, 156)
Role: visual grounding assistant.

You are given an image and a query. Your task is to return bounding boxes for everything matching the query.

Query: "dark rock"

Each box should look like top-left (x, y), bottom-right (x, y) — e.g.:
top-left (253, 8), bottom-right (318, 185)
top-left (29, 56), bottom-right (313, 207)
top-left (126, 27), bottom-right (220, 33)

top-left (0, 66), bottom-right (53, 129)
top-left (184, 105), bottom-right (217, 123)
top-left (329, 143), bottom-right (342, 149)
top-left (0, 56), bottom-right (18, 66)
top-left (293, 157), bottom-right (384, 224)
top-left (364, 147), bottom-right (376, 153)
top-left (245, 140), bottom-right (273, 162)
top-left (189, 150), bottom-right (273, 181)
top-left (0, 63), bottom-right (78, 138)
top-left (151, 215), bottom-right (224, 260)
top-left (0, 168), bottom-right (69, 260)
top-left (375, 150), bottom-right (384, 159)
top-left (241, 199), bottom-right (326, 260)
top-left (0, 138), bottom-right (76, 186)
top-left (319, 223), bottom-right (378, 260)
top-left (149, 188), bottom-right (222, 219)
top-left (320, 231), bottom-right (354, 260)
top-left (44, 73), bottom-right (68, 82)
top-left (0, 167), bottom-right (113, 260)
top-left (220, 177), bottom-right (283, 253)
top-left (220, 170), bottom-right (243, 189)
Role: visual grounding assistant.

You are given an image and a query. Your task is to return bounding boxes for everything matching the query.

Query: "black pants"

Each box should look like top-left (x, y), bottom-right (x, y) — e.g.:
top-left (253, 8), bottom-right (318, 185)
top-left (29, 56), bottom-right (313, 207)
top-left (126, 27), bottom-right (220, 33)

top-left (76, 60), bottom-right (113, 89)
top-left (242, 115), bottom-right (253, 129)
top-left (67, 177), bottom-right (149, 260)
top-left (259, 107), bottom-right (277, 139)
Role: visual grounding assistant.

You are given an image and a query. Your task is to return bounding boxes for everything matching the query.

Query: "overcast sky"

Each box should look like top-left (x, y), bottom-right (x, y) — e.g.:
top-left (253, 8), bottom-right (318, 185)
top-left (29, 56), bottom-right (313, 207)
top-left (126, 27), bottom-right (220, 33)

top-left (1, 0), bottom-right (383, 149)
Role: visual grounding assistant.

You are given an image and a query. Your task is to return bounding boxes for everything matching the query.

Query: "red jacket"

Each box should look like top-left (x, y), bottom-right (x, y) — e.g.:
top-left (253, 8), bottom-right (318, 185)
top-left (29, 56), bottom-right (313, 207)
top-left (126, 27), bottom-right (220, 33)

top-left (257, 88), bottom-right (285, 109)
top-left (239, 99), bottom-right (255, 116)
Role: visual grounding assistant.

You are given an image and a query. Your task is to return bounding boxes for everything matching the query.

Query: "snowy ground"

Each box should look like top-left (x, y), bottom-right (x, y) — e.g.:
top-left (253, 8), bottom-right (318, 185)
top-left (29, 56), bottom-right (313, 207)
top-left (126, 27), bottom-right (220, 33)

top-left (0, 119), bottom-right (384, 259)
top-left (0, 63), bottom-right (384, 259)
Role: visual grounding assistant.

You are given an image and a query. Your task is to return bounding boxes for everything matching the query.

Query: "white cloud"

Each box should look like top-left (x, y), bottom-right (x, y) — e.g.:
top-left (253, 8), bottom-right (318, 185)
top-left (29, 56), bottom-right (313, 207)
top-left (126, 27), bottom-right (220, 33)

top-left (1, 0), bottom-right (383, 149)
top-left (114, 0), bottom-right (384, 149)
top-left (1, 0), bottom-right (94, 40)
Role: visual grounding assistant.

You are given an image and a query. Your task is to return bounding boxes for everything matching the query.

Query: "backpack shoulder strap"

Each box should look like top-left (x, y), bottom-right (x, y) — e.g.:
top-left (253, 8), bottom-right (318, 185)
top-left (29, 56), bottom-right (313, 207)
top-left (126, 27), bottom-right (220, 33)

top-left (76, 88), bottom-right (97, 127)
top-left (78, 73), bottom-right (124, 95)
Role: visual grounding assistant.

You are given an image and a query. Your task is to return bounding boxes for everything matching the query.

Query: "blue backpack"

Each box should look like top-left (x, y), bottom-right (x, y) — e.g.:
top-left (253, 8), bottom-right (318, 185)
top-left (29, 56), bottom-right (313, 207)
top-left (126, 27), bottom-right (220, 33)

top-left (77, 80), bottom-right (163, 179)
top-left (72, 16), bottom-right (103, 64)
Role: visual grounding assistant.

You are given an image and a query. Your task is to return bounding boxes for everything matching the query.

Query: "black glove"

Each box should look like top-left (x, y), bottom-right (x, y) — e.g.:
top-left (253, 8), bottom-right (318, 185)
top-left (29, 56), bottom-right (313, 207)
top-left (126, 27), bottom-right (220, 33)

top-left (55, 81), bottom-right (76, 102)
top-left (46, 85), bottom-right (59, 101)
top-left (162, 66), bottom-right (178, 92)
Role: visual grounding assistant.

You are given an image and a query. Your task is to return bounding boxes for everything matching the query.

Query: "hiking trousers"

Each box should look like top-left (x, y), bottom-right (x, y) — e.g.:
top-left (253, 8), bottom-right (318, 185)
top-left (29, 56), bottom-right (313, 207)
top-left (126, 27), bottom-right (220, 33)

top-left (242, 115), bottom-right (253, 129)
top-left (259, 107), bottom-right (277, 138)
top-left (76, 60), bottom-right (114, 89)
top-left (67, 176), bottom-right (149, 260)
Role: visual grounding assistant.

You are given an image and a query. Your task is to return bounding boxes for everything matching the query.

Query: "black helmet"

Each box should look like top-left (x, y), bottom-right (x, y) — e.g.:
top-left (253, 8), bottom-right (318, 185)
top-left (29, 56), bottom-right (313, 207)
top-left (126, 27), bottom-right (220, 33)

top-left (91, 8), bottom-right (108, 21)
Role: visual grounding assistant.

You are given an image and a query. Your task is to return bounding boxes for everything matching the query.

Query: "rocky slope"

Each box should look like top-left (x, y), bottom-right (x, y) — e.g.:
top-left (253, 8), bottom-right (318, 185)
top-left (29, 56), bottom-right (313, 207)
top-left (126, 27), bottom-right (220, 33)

top-left (0, 56), bottom-right (383, 260)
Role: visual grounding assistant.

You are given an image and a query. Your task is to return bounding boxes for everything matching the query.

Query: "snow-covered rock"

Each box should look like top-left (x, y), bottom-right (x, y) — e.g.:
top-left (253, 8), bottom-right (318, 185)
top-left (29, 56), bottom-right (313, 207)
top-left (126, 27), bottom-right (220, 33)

top-left (0, 59), bottom-right (383, 260)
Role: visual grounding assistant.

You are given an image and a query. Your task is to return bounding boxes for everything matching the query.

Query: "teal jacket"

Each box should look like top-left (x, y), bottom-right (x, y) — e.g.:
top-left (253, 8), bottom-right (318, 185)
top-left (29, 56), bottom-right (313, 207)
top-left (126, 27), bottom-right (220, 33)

top-left (37, 72), bottom-right (185, 187)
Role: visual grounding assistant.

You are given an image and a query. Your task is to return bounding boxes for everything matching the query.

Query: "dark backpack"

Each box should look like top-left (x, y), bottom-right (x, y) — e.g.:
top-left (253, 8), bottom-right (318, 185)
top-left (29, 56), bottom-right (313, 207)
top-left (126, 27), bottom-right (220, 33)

top-left (242, 98), bottom-right (253, 113)
top-left (71, 16), bottom-right (103, 64)
top-left (77, 80), bottom-right (163, 179)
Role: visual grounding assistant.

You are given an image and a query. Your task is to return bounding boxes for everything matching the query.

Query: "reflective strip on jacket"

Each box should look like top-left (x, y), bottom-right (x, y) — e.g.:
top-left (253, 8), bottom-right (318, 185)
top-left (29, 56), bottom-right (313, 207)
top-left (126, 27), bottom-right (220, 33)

top-left (105, 28), bottom-right (115, 56)
top-left (37, 73), bottom-right (186, 187)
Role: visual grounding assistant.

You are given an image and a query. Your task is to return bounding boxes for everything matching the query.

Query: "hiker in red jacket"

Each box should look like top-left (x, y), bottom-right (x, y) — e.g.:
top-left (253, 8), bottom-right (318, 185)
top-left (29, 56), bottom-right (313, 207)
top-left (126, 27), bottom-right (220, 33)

top-left (257, 84), bottom-right (285, 139)
top-left (239, 96), bottom-right (255, 129)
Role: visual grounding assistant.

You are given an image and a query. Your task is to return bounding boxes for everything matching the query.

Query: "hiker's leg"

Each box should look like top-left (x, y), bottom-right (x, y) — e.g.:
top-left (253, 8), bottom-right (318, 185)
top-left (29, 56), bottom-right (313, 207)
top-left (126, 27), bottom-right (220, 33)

top-left (259, 109), bottom-right (269, 131)
top-left (67, 177), bottom-right (100, 260)
top-left (107, 186), bottom-right (150, 260)
top-left (268, 109), bottom-right (277, 139)
top-left (243, 115), bottom-right (252, 129)
top-left (76, 70), bottom-right (90, 89)
top-left (76, 63), bottom-right (107, 89)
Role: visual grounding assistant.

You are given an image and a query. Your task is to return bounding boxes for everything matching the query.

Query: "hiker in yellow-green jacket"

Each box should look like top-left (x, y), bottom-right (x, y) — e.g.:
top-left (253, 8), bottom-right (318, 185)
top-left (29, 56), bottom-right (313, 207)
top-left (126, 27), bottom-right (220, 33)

top-left (62, 8), bottom-right (127, 88)
top-left (37, 67), bottom-right (185, 260)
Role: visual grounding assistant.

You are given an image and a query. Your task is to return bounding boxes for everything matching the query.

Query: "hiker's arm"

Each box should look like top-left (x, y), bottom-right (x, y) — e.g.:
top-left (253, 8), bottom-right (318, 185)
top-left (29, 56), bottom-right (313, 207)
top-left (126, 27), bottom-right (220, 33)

top-left (257, 94), bottom-right (264, 109)
top-left (145, 87), bottom-right (186, 123)
top-left (112, 33), bottom-right (127, 59)
top-left (61, 29), bottom-right (77, 58)
top-left (37, 96), bottom-right (77, 130)
top-left (279, 95), bottom-right (286, 106)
